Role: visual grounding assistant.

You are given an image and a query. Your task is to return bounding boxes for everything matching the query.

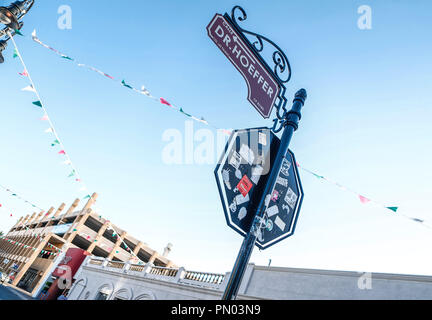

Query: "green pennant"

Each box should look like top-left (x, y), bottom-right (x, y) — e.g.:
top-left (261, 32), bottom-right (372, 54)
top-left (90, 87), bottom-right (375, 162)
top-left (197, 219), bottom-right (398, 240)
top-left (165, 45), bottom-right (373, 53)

top-left (51, 140), bottom-right (60, 147)
top-left (68, 170), bottom-right (76, 178)
top-left (13, 49), bottom-right (18, 58)
top-left (32, 101), bottom-right (43, 108)
top-left (83, 195), bottom-right (91, 200)
top-left (180, 108), bottom-right (192, 117)
top-left (61, 55), bottom-right (73, 61)
top-left (122, 80), bottom-right (133, 89)
top-left (387, 207), bottom-right (399, 213)
top-left (14, 29), bottom-right (24, 36)
top-left (313, 173), bottom-right (324, 180)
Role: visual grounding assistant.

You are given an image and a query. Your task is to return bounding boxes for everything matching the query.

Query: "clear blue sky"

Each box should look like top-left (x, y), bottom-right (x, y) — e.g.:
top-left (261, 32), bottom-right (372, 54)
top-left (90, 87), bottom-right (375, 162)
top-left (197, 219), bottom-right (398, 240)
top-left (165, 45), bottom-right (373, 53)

top-left (1, 0), bottom-right (432, 275)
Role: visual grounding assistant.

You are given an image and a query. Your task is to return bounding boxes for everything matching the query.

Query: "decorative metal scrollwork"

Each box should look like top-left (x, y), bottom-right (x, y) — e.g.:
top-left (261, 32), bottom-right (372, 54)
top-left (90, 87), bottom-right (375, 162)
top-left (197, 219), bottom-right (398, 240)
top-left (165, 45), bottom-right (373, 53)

top-left (228, 6), bottom-right (292, 133)
top-left (230, 6), bottom-right (292, 84)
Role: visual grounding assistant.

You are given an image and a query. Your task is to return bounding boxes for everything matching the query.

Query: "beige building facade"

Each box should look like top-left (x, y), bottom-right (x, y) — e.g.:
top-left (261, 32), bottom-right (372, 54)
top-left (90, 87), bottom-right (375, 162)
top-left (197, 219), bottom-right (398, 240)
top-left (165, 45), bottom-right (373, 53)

top-left (0, 193), bottom-right (175, 297)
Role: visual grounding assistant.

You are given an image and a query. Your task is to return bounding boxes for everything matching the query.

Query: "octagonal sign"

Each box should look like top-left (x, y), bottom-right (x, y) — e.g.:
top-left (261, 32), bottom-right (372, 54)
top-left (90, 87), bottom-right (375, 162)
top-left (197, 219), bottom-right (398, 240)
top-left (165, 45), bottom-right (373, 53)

top-left (215, 128), bottom-right (304, 250)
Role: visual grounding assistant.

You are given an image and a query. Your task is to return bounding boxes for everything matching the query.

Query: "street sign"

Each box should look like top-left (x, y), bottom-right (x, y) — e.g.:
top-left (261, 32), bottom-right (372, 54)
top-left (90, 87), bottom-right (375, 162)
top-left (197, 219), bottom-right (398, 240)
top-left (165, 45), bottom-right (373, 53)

top-left (255, 149), bottom-right (303, 249)
top-left (215, 128), bottom-right (279, 237)
top-left (215, 128), bottom-right (303, 249)
top-left (207, 14), bottom-right (281, 119)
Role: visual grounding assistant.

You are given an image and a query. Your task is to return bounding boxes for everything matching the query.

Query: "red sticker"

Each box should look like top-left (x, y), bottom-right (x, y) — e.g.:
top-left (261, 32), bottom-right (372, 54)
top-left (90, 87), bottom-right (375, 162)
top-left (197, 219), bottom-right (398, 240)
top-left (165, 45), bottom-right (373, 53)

top-left (237, 175), bottom-right (253, 197)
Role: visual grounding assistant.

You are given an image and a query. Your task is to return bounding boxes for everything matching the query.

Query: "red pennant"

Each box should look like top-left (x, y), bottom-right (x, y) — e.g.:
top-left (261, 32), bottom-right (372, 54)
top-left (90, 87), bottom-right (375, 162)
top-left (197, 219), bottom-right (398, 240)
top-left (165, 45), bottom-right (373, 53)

top-left (160, 98), bottom-right (172, 107)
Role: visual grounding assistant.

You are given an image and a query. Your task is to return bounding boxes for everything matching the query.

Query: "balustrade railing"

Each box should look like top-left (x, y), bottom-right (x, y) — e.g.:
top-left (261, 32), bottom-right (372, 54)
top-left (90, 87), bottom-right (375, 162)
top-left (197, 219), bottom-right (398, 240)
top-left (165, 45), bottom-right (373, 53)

top-left (148, 266), bottom-right (178, 277)
top-left (184, 271), bottom-right (225, 285)
top-left (86, 258), bottom-right (226, 289)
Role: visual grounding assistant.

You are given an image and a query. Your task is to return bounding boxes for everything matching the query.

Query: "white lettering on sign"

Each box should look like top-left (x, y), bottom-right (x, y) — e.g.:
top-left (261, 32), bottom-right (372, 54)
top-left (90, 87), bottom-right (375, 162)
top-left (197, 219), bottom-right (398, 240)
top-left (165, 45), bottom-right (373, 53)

top-left (213, 18), bottom-right (276, 99)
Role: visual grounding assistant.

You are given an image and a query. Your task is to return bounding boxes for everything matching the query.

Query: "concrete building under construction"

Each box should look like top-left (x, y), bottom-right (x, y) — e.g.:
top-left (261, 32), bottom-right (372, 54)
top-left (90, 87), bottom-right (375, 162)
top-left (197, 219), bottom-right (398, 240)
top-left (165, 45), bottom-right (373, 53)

top-left (0, 193), bottom-right (175, 297)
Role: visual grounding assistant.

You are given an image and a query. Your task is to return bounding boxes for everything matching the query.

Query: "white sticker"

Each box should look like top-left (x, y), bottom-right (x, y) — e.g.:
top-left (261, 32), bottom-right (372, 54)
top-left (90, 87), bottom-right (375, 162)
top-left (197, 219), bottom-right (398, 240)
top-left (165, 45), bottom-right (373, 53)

top-left (280, 159), bottom-right (291, 176)
top-left (239, 144), bottom-right (255, 165)
top-left (274, 216), bottom-right (286, 231)
top-left (229, 201), bottom-right (237, 213)
top-left (282, 204), bottom-right (291, 215)
top-left (235, 193), bottom-right (250, 206)
top-left (238, 207), bottom-right (247, 221)
top-left (266, 205), bottom-right (279, 218)
top-left (229, 151), bottom-right (242, 170)
top-left (284, 188), bottom-right (298, 209)
top-left (259, 132), bottom-right (267, 146)
top-left (276, 176), bottom-right (288, 188)
top-left (235, 169), bottom-right (243, 180)
top-left (251, 165), bottom-right (264, 184)
top-left (222, 169), bottom-right (231, 190)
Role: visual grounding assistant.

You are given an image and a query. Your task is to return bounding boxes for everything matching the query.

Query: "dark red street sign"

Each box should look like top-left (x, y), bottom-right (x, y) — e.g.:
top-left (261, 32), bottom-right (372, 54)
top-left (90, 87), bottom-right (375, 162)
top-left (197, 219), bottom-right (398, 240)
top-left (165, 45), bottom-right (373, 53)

top-left (207, 14), bottom-right (281, 119)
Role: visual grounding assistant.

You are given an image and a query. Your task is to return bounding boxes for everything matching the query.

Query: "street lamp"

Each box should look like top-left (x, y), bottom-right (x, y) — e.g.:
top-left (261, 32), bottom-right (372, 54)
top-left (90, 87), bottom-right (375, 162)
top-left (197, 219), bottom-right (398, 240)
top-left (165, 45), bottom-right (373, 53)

top-left (0, 1), bottom-right (32, 30)
top-left (0, 1), bottom-right (34, 64)
top-left (0, 39), bottom-right (7, 64)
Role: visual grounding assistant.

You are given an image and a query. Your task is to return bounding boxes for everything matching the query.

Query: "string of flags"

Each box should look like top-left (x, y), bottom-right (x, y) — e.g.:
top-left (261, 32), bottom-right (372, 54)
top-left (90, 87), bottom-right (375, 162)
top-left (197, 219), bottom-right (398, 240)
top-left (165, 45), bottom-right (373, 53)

top-left (6, 29), bottom-right (431, 245)
top-left (297, 165), bottom-right (432, 229)
top-left (29, 30), bottom-right (216, 131)
top-left (9, 32), bottom-right (92, 202)
top-left (0, 183), bottom-right (44, 213)
top-left (0, 235), bottom-right (61, 257)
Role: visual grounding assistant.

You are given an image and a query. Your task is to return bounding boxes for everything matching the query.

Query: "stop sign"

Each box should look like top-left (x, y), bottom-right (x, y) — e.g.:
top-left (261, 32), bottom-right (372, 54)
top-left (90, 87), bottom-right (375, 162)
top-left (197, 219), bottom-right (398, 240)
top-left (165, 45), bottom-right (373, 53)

top-left (215, 128), bottom-right (304, 250)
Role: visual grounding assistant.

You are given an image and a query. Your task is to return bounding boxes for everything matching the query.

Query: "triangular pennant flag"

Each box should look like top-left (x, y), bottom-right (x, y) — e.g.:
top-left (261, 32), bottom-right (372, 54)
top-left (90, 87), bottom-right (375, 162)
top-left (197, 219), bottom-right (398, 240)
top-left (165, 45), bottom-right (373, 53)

top-left (40, 114), bottom-right (49, 121)
top-left (61, 55), bottom-right (73, 61)
top-left (51, 140), bottom-right (60, 147)
top-left (180, 108), bottom-right (192, 118)
top-left (32, 101), bottom-right (43, 108)
top-left (13, 49), bottom-right (18, 58)
top-left (58, 150), bottom-right (66, 155)
top-left (83, 195), bottom-right (91, 200)
top-left (387, 207), bottom-right (399, 213)
top-left (22, 85), bottom-right (36, 93)
top-left (68, 170), bottom-right (76, 178)
top-left (140, 86), bottom-right (151, 96)
top-left (31, 29), bottom-right (37, 39)
top-left (359, 195), bottom-right (371, 204)
top-left (160, 98), bottom-right (171, 107)
top-left (14, 29), bottom-right (24, 36)
top-left (312, 173), bottom-right (324, 180)
top-left (19, 70), bottom-right (28, 77)
top-left (122, 80), bottom-right (133, 89)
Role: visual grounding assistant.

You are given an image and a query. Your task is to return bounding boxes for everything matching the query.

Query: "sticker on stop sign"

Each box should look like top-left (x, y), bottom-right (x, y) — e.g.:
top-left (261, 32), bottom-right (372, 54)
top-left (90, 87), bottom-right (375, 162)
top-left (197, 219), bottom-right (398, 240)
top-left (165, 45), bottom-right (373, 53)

top-left (237, 175), bottom-right (253, 197)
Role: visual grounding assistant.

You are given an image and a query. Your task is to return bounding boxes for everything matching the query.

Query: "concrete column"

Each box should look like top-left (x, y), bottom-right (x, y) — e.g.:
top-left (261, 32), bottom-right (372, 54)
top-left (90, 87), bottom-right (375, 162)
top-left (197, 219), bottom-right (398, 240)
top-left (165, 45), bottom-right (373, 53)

top-left (11, 217), bottom-right (24, 230)
top-left (107, 231), bottom-right (127, 260)
top-left (53, 203), bottom-right (66, 218)
top-left (58, 199), bottom-right (80, 225)
top-left (82, 193), bottom-right (98, 212)
top-left (133, 242), bottom-right (143, 256)
top-left (86, 223), bottom-right (109, 254)
top-left (33, 211), bottom-right (45, 230)
top-left (174, 267), bottom-right (186, 282)
top-left (148, 252), bottom-right (159, 264)
top-left (12, 236), bottom-right (49, 287)
top-left (63, 193), bottom-right (98, 243)
top-left (27, 213), bottom-right (38, 226)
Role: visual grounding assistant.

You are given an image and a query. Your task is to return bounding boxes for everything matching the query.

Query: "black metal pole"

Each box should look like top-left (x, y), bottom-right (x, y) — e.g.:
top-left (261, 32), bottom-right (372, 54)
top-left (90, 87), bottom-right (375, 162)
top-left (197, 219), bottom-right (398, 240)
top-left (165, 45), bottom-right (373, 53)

top-left (222, 89), bottom-right (307, 300)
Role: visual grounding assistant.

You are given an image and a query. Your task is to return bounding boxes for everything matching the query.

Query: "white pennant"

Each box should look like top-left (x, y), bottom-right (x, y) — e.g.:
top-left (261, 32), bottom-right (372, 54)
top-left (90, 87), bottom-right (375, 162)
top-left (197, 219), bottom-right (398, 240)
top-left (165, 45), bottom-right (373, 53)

top-left (21, 85), bottom-right (36, 93)
top-left (45, 128), bottom-right (54, 133)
